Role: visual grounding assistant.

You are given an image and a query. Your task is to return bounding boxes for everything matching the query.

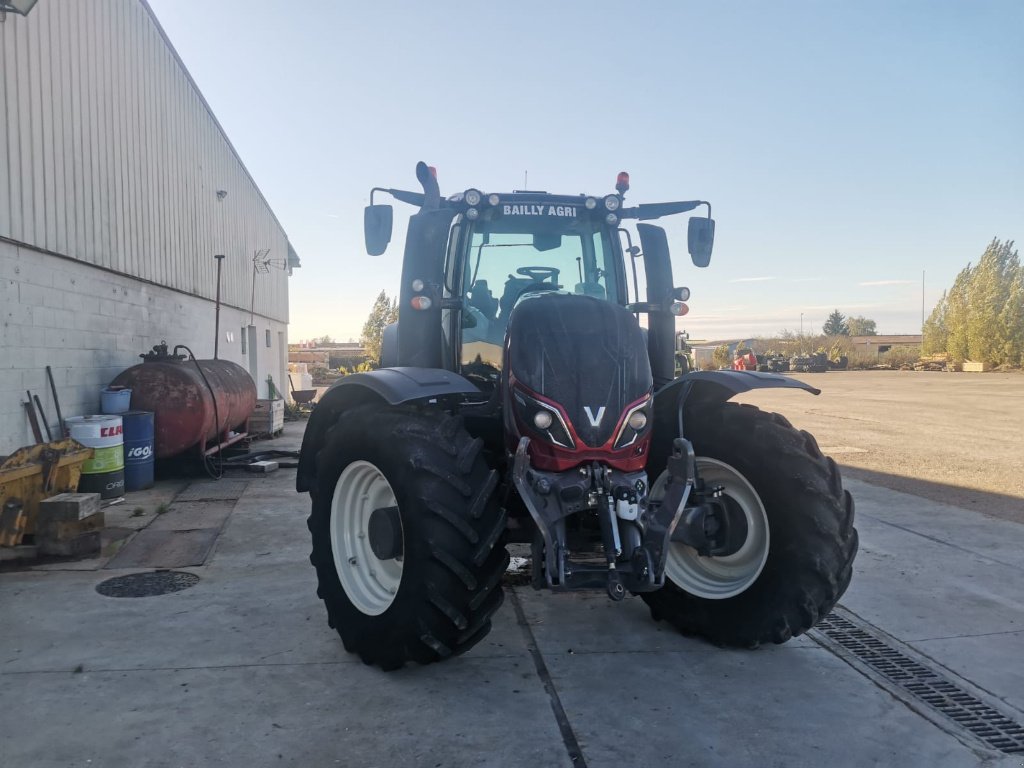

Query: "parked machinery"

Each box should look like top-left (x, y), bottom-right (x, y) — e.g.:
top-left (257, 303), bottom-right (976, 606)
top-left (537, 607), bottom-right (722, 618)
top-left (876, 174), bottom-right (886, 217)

top-left (298, 163), bottom-right (857, 669)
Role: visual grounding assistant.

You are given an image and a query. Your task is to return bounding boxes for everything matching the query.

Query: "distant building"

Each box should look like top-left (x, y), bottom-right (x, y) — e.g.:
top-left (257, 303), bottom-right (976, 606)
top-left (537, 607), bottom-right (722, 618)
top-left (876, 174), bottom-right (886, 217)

top-left (0, 2), bottom-right (299, 453)
top-left (849, 335), bottom-right (922, 356)
top-left (288, 343), bottom-right (367, 370)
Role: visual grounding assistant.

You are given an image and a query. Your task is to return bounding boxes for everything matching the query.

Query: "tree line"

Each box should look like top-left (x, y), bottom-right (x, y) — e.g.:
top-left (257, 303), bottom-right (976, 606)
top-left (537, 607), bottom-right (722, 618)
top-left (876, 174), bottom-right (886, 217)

top-left (923, 239), bottom-right (1022, 367)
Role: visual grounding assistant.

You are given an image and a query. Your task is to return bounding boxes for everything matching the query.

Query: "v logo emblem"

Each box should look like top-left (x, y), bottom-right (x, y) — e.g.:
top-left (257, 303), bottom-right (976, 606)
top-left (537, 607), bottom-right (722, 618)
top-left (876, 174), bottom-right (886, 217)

top-left (583, 406), bottom-right (606, 428)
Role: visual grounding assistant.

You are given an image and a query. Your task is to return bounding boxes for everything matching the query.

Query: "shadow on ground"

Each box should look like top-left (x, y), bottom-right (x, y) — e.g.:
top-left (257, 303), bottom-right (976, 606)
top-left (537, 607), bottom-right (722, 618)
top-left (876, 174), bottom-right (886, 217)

top-left (841, 465), bottom-right (1024, 524)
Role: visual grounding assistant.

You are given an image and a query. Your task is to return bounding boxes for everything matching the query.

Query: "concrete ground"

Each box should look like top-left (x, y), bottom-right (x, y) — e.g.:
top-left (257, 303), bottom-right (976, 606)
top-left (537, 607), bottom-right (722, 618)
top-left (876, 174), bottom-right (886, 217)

top-left (3, 383), bottom-right (1024, 767)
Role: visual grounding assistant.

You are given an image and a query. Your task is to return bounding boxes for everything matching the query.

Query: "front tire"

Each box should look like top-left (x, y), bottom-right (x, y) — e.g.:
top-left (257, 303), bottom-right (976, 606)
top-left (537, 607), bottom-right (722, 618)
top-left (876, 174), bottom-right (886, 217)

top-left (642, 402), bottom-right (858, 646)
top-left (307, 406), bottom-right (508, 669)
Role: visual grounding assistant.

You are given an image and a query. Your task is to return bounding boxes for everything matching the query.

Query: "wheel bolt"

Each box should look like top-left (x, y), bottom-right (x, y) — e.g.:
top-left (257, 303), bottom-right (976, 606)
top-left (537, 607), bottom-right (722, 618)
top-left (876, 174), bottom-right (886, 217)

top-left (348, 557), bottom-right (357, 565)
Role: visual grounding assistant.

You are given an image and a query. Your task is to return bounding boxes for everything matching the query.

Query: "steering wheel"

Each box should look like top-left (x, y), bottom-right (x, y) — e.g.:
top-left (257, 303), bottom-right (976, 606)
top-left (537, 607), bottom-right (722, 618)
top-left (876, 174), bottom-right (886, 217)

top-left (516, 266), bottom-right (560, 285)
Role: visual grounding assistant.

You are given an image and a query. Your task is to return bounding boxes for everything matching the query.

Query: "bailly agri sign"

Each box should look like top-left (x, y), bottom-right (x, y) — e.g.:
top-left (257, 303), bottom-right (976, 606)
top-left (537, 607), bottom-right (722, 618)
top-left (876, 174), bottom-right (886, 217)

top-left (502, 204), bottom-right (578, 217)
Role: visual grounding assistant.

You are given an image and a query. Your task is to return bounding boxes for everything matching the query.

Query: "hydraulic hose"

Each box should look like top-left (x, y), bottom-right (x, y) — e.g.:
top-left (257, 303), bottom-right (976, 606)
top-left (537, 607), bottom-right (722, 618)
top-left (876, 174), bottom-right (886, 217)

top-left (173, 344), bottom-right (223, 480)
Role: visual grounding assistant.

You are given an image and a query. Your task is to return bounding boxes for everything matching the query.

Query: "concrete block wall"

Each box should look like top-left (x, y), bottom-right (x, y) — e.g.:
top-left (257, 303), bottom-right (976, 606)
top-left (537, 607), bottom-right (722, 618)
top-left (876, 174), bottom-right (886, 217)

top-left (1, 240), bottom-right (288, 455)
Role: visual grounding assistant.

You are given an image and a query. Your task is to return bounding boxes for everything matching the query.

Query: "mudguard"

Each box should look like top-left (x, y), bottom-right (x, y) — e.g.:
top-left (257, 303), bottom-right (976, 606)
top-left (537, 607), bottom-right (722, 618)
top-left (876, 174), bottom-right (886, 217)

top-left (651, 370), bottom-right (819, 456)
top-left (295, 367), bottom-right (480, 492)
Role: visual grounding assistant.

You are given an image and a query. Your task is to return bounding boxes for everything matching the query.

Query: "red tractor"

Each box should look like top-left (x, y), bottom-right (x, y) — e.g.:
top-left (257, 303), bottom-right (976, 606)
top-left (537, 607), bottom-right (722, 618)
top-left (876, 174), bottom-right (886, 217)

top-left (296, 164), bottom-right (857, 669)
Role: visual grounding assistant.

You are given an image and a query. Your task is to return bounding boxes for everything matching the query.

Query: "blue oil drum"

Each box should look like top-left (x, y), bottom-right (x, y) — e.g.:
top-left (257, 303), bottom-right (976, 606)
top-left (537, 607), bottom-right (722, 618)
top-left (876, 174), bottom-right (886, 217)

top-left (122, 410), bottom-right (155, 491)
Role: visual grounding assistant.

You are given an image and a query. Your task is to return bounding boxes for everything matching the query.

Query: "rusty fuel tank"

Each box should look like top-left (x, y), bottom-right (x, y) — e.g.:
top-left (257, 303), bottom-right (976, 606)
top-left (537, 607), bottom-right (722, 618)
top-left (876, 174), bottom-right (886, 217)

top-left (111, 343), bottom-right (257, 459)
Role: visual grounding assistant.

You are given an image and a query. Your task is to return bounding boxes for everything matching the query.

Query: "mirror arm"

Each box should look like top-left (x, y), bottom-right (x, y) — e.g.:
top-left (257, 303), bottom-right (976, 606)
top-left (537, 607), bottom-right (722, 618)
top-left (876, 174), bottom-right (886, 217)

top-left (619, 200), bottom-right (709, 221)
top-left (370, 187), bottom-right (427, 208)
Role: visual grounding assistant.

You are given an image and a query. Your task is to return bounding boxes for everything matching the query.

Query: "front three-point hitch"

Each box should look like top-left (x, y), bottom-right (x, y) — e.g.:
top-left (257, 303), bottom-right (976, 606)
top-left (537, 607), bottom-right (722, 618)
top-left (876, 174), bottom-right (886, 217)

top-left (515, 437), bottom-right (740, 601)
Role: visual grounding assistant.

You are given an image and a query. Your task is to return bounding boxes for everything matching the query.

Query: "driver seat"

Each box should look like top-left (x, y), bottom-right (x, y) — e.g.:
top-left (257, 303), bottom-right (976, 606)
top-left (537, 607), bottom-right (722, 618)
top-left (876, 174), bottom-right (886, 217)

top-left (468, 280), bottom-right (498, 321)
top-left (497, 275), bottom-right (536, 320)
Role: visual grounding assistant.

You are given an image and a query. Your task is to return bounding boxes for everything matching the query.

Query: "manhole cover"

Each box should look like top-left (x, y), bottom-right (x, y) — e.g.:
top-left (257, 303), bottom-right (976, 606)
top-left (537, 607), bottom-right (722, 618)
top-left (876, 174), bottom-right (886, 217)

top-left (96, 570), bottom-right (200, 598)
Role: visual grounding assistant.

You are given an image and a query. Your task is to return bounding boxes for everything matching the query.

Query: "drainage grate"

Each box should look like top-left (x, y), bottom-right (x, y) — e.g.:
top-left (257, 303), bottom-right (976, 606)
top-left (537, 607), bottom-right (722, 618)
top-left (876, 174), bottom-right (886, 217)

top-left (175, 480), bottom-right (249, 502)
top-left (815, 613), bottom-right (1024, 755)
top-left (96, 570), bottom-right (200, 598)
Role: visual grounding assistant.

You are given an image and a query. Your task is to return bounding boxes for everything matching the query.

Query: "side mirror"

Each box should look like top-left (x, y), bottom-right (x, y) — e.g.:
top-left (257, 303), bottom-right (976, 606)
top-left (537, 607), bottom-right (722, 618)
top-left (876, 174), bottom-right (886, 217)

top-left (687, 217), bottom-right (715, 268)
top-left (364, 205), bottom-right (393, 256)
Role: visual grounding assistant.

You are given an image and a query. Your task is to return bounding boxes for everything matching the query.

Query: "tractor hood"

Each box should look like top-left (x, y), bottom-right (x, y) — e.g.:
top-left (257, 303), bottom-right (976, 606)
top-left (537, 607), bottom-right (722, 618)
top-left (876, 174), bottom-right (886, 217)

top-left (505, 293), bottom-right (653, 468)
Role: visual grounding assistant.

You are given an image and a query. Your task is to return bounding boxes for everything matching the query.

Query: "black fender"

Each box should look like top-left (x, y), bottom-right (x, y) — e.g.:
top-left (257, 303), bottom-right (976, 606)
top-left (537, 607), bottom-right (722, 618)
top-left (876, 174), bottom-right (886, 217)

top-left (650, 370), bottom-right (819, 469)
top-left (296, 367), bottom-right (481, 492)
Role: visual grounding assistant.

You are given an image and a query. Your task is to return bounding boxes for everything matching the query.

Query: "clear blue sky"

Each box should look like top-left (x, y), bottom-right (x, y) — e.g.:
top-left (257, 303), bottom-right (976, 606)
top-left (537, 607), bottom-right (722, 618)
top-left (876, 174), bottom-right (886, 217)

top-left (148, 0), bottom-right (1023, 342)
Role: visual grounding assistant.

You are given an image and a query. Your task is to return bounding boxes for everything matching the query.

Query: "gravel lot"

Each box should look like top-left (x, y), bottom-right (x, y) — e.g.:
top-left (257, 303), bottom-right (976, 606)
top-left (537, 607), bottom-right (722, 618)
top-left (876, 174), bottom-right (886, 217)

top-left (735, 370), bottom-right (1024, 523)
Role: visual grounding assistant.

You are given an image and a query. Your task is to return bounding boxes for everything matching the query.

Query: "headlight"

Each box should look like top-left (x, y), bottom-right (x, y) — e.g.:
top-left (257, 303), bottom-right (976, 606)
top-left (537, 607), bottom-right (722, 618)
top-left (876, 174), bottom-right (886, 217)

top-left (584, 197), bottom-right (598, 210)
top-left (614, 399), bottom-right (651, 450)
top-left (513, 389), bottom-right (575, 449)
top-left (605, 213), bottom-right (619, 226)
top-left (603, 194), bottom-right (620, 212)
top-left (487, 193), bottom-right (500, 206)
top-left (464, 188), bottom-right (482, 206)
top-left (628, 411), bottom-right (647, 430)
top-left (465, 207), bottom-right (479, 220)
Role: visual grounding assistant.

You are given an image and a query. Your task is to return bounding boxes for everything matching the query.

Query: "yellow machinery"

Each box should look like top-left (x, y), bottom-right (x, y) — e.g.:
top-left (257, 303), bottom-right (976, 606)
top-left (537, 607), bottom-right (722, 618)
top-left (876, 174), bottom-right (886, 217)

top-left (0, 439), bottom-right (94, 547)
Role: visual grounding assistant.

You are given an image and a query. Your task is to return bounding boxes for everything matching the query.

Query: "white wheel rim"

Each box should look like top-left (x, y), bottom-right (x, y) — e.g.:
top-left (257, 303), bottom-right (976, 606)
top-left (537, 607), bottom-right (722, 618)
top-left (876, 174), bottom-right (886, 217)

top-left (330, 460), bottom-right (404, 616)
top-left (657, 457), bottom-right (769, 599)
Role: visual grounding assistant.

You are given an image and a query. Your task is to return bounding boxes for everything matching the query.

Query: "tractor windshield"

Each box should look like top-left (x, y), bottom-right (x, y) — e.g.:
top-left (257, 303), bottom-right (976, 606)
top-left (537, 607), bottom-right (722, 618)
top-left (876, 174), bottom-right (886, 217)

top-left (454, 213), bottom-right (622, 380)
top-left (463, 220), bottom-right (620, 319)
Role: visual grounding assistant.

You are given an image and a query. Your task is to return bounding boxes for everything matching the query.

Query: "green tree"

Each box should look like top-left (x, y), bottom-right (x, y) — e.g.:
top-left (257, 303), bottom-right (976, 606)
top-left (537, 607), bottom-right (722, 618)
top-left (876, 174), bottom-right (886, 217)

top-left (922, 291), bottom-right (949, 355)
top-left (822, 310), bottom-right (849, 336)
top-left (313, 334), bottom-right (334, 345)
top-left (712, 344), bottom-right (731, 368)
top-left (945, 265), bottom-right (972, 362)
top-left (966, 239), bottom-right (1019, 366)
top-left (847, 316), bottom-right (877, 336)
top-left (1000, 265), bottom-right (1024, 366)
top-left (360, 290), bottom-right (399, 366)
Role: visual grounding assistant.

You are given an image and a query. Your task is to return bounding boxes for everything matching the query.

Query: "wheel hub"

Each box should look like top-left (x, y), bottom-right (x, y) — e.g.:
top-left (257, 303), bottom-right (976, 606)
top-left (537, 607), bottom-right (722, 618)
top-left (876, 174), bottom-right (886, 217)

top-left (330, 460), bottom-right (404, 616)
top-left (368, 505), bottom-right (403, 560)
top-left (657, 457), bottom-right (769, 599)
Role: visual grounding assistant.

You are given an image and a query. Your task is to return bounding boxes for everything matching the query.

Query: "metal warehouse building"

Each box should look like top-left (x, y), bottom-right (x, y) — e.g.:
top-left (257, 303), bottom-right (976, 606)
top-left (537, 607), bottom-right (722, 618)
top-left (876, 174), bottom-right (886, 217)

top-left (0, 0), bottom-right (298, 455)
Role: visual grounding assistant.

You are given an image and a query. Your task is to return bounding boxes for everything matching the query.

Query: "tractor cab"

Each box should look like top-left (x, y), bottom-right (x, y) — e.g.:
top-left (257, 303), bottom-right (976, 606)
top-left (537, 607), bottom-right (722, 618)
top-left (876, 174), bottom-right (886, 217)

top-left (363, 164), bottom-right (716, 392)
top-left (447, 193), bottom-right (630, 388)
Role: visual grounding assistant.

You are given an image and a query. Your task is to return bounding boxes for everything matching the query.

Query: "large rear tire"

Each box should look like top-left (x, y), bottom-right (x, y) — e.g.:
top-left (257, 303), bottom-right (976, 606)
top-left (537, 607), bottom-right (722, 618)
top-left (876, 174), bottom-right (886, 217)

top-left (642, 402), bottom-right (858, 646)
top-left (307, 406), bottom-right (508, 669)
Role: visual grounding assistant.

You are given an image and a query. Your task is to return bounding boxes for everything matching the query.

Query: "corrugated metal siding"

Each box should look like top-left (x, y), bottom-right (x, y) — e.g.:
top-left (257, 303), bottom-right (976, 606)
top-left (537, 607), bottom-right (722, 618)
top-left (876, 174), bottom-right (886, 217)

top-left (0, 0), bottom-right (290, 323)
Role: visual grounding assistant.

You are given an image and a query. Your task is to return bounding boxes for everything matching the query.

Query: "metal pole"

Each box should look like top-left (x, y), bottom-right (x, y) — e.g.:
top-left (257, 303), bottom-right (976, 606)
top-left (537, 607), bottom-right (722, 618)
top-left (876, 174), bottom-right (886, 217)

top-left (214, 254), bottom-right (225, 359)
top-left (922, 270), bottom-right (925, 330)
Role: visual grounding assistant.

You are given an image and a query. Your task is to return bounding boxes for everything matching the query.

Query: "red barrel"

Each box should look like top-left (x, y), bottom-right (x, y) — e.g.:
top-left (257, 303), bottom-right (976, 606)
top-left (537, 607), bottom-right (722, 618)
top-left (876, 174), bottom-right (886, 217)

top-left (111, 354), bottom-right (257, 459)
